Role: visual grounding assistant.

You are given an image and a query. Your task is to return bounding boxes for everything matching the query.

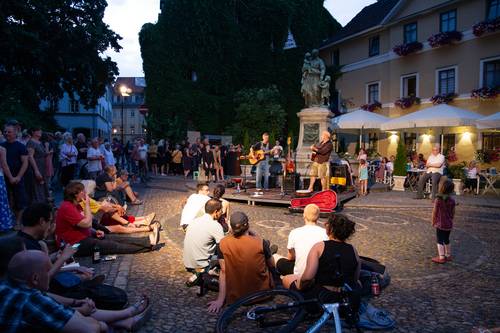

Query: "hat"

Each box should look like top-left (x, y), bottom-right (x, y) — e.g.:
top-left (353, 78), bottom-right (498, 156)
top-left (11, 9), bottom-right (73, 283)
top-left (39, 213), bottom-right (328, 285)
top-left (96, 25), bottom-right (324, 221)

top-left (229, 211), bottom-right (248, 230)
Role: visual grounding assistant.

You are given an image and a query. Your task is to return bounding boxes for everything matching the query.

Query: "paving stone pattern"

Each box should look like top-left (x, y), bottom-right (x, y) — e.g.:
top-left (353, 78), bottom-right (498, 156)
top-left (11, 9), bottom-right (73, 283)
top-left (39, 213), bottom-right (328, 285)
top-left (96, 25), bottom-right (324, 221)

top-left (88, 177), bottom-right (500, 332)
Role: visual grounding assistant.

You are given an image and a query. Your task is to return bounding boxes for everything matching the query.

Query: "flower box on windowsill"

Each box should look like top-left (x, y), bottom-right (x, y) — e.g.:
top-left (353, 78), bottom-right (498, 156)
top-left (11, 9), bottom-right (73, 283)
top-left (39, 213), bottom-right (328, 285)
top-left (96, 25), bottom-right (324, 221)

top-left (430, 93), bottom-right (457, 105)
top-left (392, 41), bottom-right (423, 56)
top-left (473, 17), bottom-right (500, 37)
top-left (395, 96), bottom-right (421, 109)
top-left (471, 87), bottom-right (499, 100)
top-left (427, 31), bottom-right (463, 48)
top-left (360, 101), bottom-right (382, 112)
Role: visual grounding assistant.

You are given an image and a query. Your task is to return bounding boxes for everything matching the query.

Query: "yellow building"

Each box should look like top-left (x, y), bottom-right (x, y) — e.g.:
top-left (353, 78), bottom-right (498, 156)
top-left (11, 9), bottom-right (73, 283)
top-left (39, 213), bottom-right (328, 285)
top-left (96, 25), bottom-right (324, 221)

top-left (320, 0), bottom-right (500, 167)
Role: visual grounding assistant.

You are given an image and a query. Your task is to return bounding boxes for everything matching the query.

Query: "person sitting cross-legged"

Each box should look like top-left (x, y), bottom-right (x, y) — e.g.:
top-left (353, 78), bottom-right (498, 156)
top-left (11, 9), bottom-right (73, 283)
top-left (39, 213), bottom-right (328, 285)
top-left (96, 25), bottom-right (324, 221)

top-left (274, 204), bottom-right (328, 279)
top-left (94, 166), bottom-right (142, 205)
top-left (114, 169), bottom-right (142, 205)
top-left (207, 212), bottom-right (275, 313)
top-left (183, 199), bottom-right (224, 286)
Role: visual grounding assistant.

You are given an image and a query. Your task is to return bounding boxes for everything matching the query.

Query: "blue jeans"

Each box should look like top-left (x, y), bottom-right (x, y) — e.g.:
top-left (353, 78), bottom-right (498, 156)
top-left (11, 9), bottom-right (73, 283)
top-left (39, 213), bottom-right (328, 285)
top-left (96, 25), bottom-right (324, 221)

top-left (256, 159), bottom-right (270, 189)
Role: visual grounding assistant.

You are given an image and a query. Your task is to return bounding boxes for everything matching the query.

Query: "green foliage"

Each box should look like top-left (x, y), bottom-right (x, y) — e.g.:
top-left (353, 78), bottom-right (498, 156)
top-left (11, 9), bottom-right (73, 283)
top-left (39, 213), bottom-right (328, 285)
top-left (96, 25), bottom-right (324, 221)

top-left (393, 136), bottom-right (407, 176)
top-left (139, 0), bottom-right (340, 141)
top-left (0, 0), bottom-right (121, 128)
top-left (447, 161), bottom-right (467, 180)
top-left (228, 86), bottom-right (286, 145)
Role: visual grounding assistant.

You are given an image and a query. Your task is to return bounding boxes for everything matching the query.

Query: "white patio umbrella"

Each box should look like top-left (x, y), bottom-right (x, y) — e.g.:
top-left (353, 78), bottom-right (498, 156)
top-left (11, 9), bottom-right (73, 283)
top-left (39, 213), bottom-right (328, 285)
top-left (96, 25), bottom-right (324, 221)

top-left (476, 112), bottom-right (500, 129)
top-left (331, 109), bottom-right (389, 147)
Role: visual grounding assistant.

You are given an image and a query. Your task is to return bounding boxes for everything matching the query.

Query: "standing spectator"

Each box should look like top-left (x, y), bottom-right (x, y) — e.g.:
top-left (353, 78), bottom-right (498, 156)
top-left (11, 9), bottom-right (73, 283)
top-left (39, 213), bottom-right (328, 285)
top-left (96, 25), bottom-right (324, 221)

top-left (124, 140), bottom-right (133, 172)
top-left (26, 127), bottom-right (49, 203)
top-left (111, 138), bottom-right (123, 169)
top-left (182, 143), bottom-right (192, 179)
top-left (376, 157), bottom-right (387, 183)
top-left (358, 159), bottom-right (368, 196)
top-left (157, 139), bottom-right (166, 176)
top-left (213, 145), bottom-right (223, 182)
top-left (135, 139), bottom-right (148, 182)
top-left (431, 178), bottom-right (456, 263)
top-left (103, 142), bottom-right (116, 168)
top-left (0, 145), bottom-right (15, 232)
top-left (42, 133), bottom-right (54, 190)
top-left (148, 140), bottom-right (158, 176)
top-left (171, 145), bottom-right (182, 175)
top-left (74, 133), bottom-right (88, 179)
top-left (190, 139), bottom-right (201, 176)
top-left (59, 133), bottom-right (77, 187)
top-left (202, 144), bottom-right (214, 182)
top-left (51, 132), bottom-right (63, 189)
top-left (208, 212), bottom-right (275, 313)
top-left (386, 155), bottom-right (395, 175)
top-left (1, 123), bottom-right (29, 223)
top-left (86, 138), bottom-right (104, 180)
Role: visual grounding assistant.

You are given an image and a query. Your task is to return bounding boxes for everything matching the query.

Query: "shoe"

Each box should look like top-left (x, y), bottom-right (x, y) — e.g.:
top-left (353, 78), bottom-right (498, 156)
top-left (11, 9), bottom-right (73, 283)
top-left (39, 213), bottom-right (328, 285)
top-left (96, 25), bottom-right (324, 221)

top-left (445, 256), bottom-right (452, 262)
top-left (185, 274), bottom-right (201, 288)
top-left (149, 223), bottom-right (161, 246)
top-left (431, 257), bottom-right (446, 264)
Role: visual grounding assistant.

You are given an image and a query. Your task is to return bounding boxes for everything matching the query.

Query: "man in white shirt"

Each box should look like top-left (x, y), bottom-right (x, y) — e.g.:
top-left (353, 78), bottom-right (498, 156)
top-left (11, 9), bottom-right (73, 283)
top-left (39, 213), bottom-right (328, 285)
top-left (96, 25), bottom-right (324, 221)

top-left (180, 183), bottom-right (211, 230)
top-left (183, 199), bottom-right (224, 278)
top-left (416, 144), bottom-right (445, 199)
top-left (274, 204), bottom-right (328, 277)
top-left (86, 138), bottom-right (104, 179)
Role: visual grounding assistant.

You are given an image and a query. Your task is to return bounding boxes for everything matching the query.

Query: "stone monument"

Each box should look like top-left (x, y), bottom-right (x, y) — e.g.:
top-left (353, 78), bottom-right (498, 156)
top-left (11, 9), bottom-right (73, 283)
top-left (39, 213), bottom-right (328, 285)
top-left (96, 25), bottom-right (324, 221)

top-left (295, 49), bottom-right (334, 176)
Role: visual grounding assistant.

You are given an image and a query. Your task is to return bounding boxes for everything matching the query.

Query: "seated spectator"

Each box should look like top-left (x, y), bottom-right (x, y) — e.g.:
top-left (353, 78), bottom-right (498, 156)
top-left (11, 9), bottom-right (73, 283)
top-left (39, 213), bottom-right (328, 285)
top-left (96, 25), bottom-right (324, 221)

top-left (114, 169), bottom-right (143, 205)
top-left (0, 250), bottom-right (152, 332)
top-left (180, 182), bottom-right (211, 230)
top-left (464, 160), bottom-right (478, 194)
top-left (208, 212), bottom-right (275, 313)
top-left (55, 182), bottom-right (160, 257)
top-left (212, 184), bottom-right (230, 233)
top-left (274, 204), bottom-right (328, 278)
top-left (418, 153), bottom-right (426, 169)
top-left (386, 155), bottom-right (395, 174)
top-left (94, 166), bottom-right (142, 205)
top-left (183, 199), bottom-right (224, 284)
top-left (282, 213), bottom-right (360, 312)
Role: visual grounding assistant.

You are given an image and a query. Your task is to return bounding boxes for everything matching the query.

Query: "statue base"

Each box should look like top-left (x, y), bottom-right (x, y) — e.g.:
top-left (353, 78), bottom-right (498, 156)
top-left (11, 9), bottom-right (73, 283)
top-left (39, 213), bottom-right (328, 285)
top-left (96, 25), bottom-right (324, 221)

top-left (295, 107), bottom-right (335, 177)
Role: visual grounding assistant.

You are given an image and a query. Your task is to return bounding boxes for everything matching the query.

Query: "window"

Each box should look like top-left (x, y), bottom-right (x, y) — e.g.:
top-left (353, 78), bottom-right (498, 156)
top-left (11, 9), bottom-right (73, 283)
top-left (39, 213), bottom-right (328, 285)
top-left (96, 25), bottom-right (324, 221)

top-left (440, 10), bottom-right (457, 32)
top-left (404, 133), bottom-right (417, 152)
top-left (369, 36), bottom-right (380, 57)
top-left (367, 82), bottom-right (380, 104)
top-left (442, 134), bottom-right (456, 154)
top-left (437, 68), bottom-right (456, 94)
top-left (368, 132), bottom-right (378, 150)
top-left (70, 100), bottom-right (79, 113)
top-left (130, 110), bottom-right (135, 117)
top-left (487, 0), bottom-right (500, 20)
top-left (482, 133), bottom-right (500, 150)
top-left (130, 126), bottom-right (135, 135)
top-left (483, 59), bottom-right (500, 89)
top-left (404, 22), bottom-right (417, 43)
top-left (331, 49), bottom-right (339, 67)
top-left (401, 74), bottom-right (418, 97)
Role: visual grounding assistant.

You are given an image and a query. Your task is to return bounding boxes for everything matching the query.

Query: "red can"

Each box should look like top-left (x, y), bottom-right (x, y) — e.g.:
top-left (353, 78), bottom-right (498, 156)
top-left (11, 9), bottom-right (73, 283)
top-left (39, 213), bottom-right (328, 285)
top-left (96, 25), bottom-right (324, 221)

top-left (371, 275), bottom-right (380, 296)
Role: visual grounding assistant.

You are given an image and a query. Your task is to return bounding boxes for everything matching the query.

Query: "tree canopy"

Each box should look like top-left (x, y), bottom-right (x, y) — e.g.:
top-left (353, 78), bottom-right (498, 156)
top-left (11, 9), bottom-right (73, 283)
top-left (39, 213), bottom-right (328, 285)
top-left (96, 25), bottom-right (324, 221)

top-left (140, 0), bottom-right (340, 142)
top-left (0, 0), bottom-right (121, 129)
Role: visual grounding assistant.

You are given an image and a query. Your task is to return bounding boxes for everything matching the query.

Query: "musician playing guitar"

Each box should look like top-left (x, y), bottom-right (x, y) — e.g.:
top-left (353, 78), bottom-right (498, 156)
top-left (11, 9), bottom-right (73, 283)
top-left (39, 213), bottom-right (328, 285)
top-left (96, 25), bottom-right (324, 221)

top-left (250, 132), bottom-right (271, 190)
top-left (307, 131), bottom-right (333, 192)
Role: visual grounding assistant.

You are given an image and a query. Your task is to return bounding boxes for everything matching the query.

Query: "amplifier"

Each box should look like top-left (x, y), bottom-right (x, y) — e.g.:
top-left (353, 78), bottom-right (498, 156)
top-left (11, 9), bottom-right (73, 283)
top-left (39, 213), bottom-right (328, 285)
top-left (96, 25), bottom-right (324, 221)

top-left (283, 173), bottom-right (300, 193)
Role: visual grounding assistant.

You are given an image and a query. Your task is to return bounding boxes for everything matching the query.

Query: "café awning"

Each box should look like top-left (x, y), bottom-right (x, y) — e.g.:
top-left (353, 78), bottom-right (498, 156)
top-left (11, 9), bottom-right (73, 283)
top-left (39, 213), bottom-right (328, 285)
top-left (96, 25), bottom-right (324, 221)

top-left (476, 112), bottom-right (500, 129)
top-left (331, 109), bottom-right (389, 129)
top-left (380, 104), bottom-right (481, 131)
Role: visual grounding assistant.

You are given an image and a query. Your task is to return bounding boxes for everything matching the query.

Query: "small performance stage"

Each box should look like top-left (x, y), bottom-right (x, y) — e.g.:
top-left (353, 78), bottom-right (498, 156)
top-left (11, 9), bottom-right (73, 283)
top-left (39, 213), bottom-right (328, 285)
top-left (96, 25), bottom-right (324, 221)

top-left (223, 188), bottom-right (356, 208)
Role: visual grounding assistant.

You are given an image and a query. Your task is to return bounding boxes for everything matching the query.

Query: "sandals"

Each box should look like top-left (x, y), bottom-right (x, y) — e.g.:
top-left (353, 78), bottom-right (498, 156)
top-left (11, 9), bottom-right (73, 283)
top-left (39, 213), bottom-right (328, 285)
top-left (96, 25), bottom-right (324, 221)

top-left (129, 200), bottom-right (143, 205)
top-left (130, 295), bottom-right (152, 332)
top-left (130, 295), bottom-right (150, 316)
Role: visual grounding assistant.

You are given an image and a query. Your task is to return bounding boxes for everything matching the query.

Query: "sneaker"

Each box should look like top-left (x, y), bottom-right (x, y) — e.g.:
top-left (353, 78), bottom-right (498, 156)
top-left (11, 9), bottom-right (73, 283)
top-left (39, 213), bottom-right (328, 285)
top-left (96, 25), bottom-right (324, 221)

top-left (445, 256), bottom-right (452, 262)
top-left (431, 256), bottom-right (446, 264)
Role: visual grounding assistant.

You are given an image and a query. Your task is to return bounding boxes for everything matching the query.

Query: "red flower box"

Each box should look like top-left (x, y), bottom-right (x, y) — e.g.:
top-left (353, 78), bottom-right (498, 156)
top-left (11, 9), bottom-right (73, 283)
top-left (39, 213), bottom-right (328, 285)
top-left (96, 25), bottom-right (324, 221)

top-left (427, 31), bottom-right (463, 48)
top-left (392, 41), bottom-right (423, 56)
top-left (361, 101), bottom-right (382, 112)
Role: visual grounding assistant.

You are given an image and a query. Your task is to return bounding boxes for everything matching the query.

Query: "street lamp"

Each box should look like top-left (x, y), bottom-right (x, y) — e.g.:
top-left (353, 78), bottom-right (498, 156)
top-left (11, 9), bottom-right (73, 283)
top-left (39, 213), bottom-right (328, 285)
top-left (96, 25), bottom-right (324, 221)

top-left (119, 85), bottom-right (132, 144)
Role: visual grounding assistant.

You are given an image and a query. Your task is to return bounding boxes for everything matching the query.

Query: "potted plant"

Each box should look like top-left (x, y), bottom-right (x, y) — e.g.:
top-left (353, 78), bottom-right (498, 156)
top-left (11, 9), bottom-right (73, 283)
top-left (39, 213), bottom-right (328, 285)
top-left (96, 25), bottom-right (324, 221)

top-left (447, 162), bottom-right (466, 196)
top-left (392, 135), bottom-right (407, 191)
top-left (360, 101), bottom-right (382, 112)
top-left (392, 41), bottom-right (423, 56)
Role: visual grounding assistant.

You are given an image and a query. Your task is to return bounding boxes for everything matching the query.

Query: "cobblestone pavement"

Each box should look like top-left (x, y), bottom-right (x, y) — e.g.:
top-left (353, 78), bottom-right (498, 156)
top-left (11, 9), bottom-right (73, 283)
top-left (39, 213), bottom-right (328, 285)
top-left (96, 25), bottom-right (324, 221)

top-left (92, 176), bottom-right (500, 332)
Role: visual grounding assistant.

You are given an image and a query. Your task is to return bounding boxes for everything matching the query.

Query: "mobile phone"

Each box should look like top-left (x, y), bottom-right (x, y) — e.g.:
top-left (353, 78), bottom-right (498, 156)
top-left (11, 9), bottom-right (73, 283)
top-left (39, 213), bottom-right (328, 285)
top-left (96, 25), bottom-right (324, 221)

top-left (104, 255), bottom-right (117, 261)
top-left (71, 243), bottom-right (81, 249)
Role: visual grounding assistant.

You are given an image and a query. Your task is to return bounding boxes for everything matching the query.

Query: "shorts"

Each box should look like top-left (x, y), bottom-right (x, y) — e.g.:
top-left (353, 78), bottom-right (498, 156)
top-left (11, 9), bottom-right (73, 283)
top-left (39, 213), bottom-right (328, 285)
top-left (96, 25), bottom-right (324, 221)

top-left (6, 179), bottom-right (28, 211)
top-left (310, 162), bottom-right (329, 178)
top-left (436, 228), bottom-right (451, 245)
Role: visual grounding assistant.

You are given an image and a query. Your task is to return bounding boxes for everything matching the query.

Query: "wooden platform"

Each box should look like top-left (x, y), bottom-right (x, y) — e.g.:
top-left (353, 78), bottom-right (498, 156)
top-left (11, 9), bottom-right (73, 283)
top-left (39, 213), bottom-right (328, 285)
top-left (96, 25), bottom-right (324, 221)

top-left (223, 188), bottom-right (356, 208)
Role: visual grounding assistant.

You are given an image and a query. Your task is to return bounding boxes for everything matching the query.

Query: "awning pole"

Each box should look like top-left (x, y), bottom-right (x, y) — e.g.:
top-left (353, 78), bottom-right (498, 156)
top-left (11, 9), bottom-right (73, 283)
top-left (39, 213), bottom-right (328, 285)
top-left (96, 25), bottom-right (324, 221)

top-left (440, 128), bottom-right (444, 154)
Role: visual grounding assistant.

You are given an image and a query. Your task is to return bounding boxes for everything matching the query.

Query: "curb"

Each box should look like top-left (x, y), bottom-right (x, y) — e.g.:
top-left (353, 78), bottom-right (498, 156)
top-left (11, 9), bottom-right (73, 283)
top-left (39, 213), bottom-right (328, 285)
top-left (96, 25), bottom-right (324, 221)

top-left (344, 203), bottom-right (500, 209)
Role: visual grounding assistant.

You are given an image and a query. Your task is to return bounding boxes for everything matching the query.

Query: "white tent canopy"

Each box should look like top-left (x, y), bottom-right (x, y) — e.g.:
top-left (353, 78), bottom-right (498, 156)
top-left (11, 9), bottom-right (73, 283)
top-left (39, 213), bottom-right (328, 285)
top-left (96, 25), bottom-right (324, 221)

top-left (331, 109), bottom-right (389, 129)
top-left (477, 112), bottom-right (500, 129)
top-left (380, 104), bottom-right (481, 131)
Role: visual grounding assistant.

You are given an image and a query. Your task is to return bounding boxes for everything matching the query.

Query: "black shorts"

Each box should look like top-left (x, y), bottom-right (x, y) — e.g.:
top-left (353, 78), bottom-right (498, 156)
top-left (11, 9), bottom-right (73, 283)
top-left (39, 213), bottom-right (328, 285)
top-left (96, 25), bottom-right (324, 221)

top-left (6, 179), bottom-right (27, 211)
top-left (436, 228), bottom-right (451, 245)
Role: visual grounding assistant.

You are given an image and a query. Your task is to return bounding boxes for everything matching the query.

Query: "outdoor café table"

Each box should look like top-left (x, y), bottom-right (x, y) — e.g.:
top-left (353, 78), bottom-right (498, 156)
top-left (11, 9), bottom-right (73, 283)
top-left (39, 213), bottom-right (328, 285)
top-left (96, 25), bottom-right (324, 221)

top-left (479, 172), bottom-right (499, 195)
top-left (407, 168), bottom-right (426, 191)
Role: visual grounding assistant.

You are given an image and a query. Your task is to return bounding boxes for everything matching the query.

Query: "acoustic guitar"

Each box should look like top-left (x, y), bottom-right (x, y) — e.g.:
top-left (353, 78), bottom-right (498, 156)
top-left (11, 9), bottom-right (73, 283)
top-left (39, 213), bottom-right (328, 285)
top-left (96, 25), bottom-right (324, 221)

top-left (240, 149), bottom-right (270, 165)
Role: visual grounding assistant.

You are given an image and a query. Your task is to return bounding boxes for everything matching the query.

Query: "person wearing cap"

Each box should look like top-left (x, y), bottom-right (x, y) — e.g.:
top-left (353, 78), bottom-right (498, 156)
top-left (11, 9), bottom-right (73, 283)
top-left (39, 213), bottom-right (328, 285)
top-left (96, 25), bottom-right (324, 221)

top-left (207, 211), bottom-right (274, 313)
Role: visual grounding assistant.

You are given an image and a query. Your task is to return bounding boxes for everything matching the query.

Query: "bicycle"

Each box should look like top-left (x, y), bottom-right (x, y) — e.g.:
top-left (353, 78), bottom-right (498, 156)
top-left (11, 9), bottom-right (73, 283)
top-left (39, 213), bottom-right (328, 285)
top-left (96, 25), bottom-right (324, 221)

top-left (215, 286), bottom-right (361, 333)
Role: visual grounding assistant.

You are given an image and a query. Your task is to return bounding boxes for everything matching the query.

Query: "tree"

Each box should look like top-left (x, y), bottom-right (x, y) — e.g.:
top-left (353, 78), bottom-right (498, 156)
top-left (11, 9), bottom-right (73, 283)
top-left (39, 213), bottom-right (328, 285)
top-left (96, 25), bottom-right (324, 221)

top-left (393, 135), bottom-right (407, 176)
top-left (0, 0), bottom-right (121, 129)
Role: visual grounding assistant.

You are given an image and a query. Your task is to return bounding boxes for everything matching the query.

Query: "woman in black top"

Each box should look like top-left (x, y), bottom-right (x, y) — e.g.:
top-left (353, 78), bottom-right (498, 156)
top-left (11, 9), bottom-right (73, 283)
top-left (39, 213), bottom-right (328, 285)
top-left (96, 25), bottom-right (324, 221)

top-left (286, 213), bottom-right (360, 308)
top-left (202, 144), bottom-right (214, 182)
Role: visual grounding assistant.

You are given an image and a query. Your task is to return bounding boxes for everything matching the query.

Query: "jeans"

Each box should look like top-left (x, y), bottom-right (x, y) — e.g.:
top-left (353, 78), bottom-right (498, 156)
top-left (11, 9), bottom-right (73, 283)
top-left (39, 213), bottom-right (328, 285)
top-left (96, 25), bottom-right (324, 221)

top-left (417, 172), bottom-right (442, 199)
top-left (77, 234), bottom-right (151, 257)
top-left (256, 159), bottom-right (270, 189)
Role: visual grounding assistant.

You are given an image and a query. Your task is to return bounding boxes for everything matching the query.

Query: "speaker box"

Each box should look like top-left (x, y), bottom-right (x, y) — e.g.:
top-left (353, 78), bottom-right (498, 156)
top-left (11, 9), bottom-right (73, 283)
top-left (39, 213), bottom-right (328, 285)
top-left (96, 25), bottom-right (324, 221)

top-left (283, 173), bottom-right (300, 193)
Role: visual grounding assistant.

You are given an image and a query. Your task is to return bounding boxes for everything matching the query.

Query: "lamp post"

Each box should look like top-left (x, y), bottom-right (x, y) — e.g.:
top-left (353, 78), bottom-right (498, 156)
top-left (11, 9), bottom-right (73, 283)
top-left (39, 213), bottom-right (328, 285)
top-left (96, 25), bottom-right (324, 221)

top-left (119, 85), bottom-right (131, 144)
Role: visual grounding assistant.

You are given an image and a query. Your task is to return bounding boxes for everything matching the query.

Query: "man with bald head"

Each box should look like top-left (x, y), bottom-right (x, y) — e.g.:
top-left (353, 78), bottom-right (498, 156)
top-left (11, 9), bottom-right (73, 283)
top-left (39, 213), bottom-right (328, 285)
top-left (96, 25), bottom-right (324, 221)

top-left (308, 130), bottom-right (333, 192)
top-left (0, 250), bottom-right (105, 332)
top-left (416, 144), bottom-right (445, 200)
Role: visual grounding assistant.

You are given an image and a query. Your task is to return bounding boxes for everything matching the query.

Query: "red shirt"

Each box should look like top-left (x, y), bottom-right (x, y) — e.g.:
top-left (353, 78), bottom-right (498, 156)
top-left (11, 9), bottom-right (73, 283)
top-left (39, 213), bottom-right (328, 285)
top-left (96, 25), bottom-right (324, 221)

top-left (55, 201), bottom-right (91, 245)
top-left (432, 196), bottom-right (455, 231)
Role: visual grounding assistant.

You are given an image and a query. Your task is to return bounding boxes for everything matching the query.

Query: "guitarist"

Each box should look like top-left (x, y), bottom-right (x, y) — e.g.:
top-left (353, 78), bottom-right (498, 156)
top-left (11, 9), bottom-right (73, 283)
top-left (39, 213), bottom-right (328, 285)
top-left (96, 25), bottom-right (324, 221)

top-left (307, 131), bottom-right (333, 192)
top-left (250, 132), bottom-right (271, 190)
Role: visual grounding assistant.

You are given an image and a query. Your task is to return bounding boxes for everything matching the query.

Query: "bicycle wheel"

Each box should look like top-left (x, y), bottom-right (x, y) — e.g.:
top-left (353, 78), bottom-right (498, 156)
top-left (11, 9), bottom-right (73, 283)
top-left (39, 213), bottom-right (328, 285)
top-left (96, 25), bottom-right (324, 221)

top-left (216, 289), bottom-right (306, 333)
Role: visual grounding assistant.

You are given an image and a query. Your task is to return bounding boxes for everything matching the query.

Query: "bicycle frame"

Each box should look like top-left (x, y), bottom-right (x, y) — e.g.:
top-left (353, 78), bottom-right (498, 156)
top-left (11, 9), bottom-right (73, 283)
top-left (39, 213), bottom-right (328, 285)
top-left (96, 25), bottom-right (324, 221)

top-left (306, 303), bottom-right (342, 333)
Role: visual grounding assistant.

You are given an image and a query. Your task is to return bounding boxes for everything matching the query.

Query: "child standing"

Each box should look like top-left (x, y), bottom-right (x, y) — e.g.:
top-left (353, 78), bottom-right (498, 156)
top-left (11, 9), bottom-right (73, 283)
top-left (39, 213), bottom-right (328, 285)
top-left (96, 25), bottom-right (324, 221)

top-left (358, 159), bottom-right (368, 196)
top-left (431, 178), bottom-right (455, 263)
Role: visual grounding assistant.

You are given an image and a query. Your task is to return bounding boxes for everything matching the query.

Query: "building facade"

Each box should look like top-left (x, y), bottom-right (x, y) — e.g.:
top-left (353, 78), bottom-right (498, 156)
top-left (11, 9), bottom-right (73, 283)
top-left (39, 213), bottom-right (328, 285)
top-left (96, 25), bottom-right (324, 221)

top-left (112, 77), bottom-right (147, 143)
top-left (40, 86), bottom-right (114, 139)
top-left (320, 0), bottom-right (500, 165)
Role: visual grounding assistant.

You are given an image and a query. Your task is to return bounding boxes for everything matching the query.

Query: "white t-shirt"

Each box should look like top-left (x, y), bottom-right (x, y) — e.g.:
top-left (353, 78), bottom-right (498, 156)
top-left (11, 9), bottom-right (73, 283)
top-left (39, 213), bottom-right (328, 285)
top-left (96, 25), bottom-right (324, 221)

top-left (87, 147), bottom-right (103, 172)
top-left (467, 167), bottom-right (477, 179)
top-left (287, 224), bottom-right (328, 275)
top-left (104, 149), bottom-right (115, 166)
top-left (180, 193), bottom-right (211, 226)
top-left (386, 162), bottom-right (394, 174)
top-left (426, 153), bottom-right (445, 174)
top-left (272, 145), bottom-right (283, 158)
top-left (138, 145), bottom-right (148, 161)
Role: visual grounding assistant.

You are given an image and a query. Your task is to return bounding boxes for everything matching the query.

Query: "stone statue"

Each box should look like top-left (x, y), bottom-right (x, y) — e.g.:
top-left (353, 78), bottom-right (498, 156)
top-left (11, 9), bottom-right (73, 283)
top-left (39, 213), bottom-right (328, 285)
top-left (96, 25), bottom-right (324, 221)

top-left (301, 49), bottom-right (326, 107)
top-left (319, 75), bottom-right (331, 106)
